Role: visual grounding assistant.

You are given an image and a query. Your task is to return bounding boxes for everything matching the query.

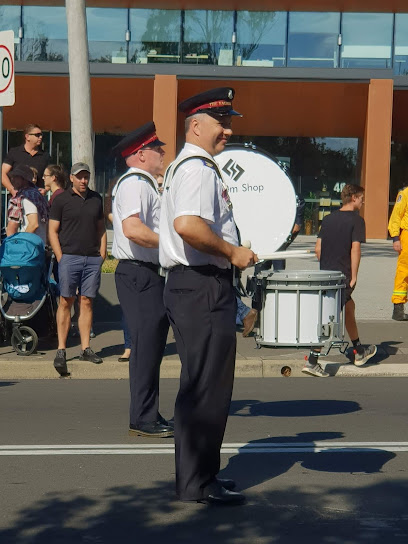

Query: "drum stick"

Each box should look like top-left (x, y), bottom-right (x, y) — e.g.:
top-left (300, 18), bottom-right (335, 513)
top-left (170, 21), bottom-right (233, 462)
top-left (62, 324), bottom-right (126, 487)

top-left (257, 250), bottom-right (313, 260)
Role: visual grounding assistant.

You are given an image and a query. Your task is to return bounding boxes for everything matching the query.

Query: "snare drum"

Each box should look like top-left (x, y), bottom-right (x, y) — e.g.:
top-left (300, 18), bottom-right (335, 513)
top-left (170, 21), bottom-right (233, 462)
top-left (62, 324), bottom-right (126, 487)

top-left (217, 143), bottom-right (346, 350)
top-left (256, 270), bottom-right (346, 347)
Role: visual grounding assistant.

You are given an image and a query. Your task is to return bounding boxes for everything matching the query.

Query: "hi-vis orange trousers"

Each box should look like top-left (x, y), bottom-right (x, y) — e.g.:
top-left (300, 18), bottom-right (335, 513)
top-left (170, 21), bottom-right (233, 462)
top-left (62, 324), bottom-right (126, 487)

top-left (392, 229), bottom-right (408, 304)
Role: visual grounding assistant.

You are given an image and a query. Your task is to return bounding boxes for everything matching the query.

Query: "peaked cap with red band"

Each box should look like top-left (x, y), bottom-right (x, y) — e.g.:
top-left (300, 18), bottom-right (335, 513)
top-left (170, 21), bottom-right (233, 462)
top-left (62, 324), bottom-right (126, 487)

top-left (178, 87), bottom-right (242, 118)
top-left (112, 122), bottom-right (165, 159)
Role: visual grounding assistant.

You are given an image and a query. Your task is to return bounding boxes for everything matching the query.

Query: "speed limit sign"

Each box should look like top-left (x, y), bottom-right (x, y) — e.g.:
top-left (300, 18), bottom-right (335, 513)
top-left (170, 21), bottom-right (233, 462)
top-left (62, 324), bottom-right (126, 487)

top-left (0, 30), bottom-right (15, 107)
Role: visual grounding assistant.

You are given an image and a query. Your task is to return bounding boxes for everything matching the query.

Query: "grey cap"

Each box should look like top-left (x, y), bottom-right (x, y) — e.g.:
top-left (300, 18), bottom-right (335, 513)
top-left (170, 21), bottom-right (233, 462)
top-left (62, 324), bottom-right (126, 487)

top-left (70, 162), bottom-right (91, 175)
top-left (9, 164), bottom-right (34, 183)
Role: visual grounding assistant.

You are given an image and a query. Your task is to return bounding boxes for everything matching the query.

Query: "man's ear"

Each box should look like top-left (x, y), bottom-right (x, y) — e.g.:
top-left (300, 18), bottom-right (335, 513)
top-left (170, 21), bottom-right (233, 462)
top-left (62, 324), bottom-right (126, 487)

top-left (190, 117), bottom-right (201, 137)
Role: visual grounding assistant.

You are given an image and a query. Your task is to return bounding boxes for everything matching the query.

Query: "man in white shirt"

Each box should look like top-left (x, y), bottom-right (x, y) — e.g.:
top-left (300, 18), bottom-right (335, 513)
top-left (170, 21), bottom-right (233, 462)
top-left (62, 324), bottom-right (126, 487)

top-left (112, 122), bottom-right (173, 438)
top-left (6, 165), bottom-right (48, 244)
top-left (159, 88), bottom-right (257, 505)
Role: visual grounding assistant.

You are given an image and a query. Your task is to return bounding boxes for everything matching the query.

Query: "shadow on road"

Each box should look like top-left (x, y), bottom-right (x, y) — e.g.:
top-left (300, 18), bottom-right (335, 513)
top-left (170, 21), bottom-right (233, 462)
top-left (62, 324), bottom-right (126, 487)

top-left (230, 399), bottom-right (361, 417)
top-left (0, 380), bottom-right (17, 388)
top-left (222, 432), bottom-right (396, 492)
top-left (0, 473), bottom-right (405, 543)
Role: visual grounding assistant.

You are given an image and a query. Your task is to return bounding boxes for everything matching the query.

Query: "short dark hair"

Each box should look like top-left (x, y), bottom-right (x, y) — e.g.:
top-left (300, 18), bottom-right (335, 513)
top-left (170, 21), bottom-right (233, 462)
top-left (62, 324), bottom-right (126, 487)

top-left (341, 184), bottom-right (364, 205)
top-left (23, 123), bottom-right (41, 136)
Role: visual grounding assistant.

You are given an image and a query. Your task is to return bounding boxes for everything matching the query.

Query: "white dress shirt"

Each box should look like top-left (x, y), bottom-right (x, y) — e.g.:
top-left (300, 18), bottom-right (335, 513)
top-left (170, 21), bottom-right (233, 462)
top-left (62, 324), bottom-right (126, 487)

top-left (159, 143), bottom-right (239, 269)
top-left (112, 168), bottom-right (161, 264)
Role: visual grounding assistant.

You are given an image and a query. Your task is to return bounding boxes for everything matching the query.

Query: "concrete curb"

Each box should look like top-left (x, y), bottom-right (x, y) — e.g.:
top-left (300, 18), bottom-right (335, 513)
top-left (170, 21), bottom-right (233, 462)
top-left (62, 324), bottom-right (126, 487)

top-left (0, 357), bottom-right (407, 379)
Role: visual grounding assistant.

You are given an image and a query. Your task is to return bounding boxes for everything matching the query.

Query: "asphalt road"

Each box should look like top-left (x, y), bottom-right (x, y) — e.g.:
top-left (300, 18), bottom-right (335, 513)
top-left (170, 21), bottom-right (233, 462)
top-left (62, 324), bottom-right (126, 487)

top-left (1, 378), bottom-right (408, 543)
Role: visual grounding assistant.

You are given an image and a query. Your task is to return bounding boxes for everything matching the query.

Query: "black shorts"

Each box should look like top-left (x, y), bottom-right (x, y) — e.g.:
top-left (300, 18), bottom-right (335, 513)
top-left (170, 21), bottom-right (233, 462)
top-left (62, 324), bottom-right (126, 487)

top-left (343, 280), bottom-right (355, 306)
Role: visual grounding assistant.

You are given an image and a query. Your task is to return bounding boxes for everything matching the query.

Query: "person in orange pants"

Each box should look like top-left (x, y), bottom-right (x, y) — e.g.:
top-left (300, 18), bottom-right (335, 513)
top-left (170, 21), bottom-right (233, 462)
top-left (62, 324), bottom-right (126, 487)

top-left (388, 186), bottom-right (408, 321)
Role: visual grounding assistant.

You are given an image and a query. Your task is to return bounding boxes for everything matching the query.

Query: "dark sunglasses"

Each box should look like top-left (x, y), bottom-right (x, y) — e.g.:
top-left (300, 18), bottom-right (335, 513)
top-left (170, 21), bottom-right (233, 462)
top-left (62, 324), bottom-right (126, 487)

top-left (29, 132), bottom-right (43, 137)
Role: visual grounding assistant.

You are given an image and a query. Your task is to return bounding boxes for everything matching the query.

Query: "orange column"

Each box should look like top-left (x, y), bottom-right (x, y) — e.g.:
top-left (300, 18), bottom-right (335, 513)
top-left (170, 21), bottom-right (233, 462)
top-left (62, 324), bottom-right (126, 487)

top-left (360, 79), bottom-right (393, 239)
top-left (153, 75), bottom-right (178, 169)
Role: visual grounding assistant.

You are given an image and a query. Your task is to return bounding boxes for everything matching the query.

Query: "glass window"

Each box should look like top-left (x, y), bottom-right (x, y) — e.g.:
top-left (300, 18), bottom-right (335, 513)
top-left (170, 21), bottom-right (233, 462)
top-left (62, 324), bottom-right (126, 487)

top-left (394, 14), bottom-right (408, 75)
top-left (87, 8), bottom-right (127, 63)
top-left (129, 9), bottom-right (181, 64)
top-left (390, 141), bottom-right (408, 205)
top-left (0, 5), bottom-right (21, 58)
top-left (22, 6), bottom-right (67, 62)
top-left (341, 13), bottom-right (393, 69)
top-left (94, 133), bottom-right (126, 195)
top-left (236, 11), bottom-right (287, 67)
top-left (51, 132), bottom-right (72, 172)
top-left (183, 10), bottom-right (234, 65)
top-left (288, 12), bottom-right (340, 68)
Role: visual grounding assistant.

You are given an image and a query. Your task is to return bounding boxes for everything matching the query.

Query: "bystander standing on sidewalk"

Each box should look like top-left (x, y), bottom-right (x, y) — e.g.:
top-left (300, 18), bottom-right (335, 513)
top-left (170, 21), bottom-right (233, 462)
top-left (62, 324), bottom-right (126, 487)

top-left (104, 175), bottom-right (131, 362)
top-left (2, 124), bottom-right (51, 196)
top-left (48, 163), bottom-right (106, 376)
top-left (236, 297), bottom-right (258, 337)
top-left (43, 164), bottom-right (67, 206)
top-left (6, 165), bottom-right (49, 244)
top-left (303, 184), bottom-right (377, 377)
top-left (388, 184), bottom-right (408, 321)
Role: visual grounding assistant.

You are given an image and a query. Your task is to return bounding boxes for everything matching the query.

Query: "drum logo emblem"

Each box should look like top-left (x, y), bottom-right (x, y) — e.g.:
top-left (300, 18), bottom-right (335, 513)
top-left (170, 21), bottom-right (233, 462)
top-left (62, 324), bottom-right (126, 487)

top-left (222, 159), bottom-right (245, 182)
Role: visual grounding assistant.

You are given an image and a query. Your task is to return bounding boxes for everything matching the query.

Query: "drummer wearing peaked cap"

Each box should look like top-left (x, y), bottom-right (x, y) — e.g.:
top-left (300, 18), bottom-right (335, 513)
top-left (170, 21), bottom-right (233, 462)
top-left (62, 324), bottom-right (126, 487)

top-left (159, 88), bottom-right (257, 505)
top-left (111, 122), bottom-right (173, 438)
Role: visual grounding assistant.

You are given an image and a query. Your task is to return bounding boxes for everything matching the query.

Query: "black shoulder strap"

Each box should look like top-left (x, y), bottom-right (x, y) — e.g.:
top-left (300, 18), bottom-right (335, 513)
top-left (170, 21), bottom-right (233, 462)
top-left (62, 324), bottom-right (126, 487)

top-left (164, 155), bottom-right (224, 192)
top-left (173, 155), bottom-right (223, 179)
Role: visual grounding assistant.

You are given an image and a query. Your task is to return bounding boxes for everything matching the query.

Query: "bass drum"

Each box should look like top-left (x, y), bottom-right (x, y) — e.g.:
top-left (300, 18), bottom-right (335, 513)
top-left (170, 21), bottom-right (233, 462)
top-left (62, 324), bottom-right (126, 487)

top-left (216, 143), bottom-right (297, 255)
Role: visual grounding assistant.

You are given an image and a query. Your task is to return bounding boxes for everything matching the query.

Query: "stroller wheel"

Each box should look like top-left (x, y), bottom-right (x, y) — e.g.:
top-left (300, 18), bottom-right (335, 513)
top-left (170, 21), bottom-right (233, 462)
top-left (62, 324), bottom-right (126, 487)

top-left (11, 326), bottom-right (38, 356)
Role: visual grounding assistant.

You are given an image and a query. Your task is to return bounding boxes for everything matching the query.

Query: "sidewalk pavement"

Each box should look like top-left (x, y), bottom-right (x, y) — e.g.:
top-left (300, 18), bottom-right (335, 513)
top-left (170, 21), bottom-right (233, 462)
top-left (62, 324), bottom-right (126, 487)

top-left (1, 236), bottom-right (407, 379)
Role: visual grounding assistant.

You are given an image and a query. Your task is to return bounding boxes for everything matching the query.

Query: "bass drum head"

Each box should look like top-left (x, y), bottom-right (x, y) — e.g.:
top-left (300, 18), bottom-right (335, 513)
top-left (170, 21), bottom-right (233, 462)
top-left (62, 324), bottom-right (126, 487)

top-left (216, 144), bottom-right (297, 255)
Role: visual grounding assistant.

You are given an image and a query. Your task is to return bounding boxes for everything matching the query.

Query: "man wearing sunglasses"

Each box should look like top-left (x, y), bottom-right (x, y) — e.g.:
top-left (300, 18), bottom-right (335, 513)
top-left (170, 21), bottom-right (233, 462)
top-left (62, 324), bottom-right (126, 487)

top-left (2, 123), bottom-right (51, 197)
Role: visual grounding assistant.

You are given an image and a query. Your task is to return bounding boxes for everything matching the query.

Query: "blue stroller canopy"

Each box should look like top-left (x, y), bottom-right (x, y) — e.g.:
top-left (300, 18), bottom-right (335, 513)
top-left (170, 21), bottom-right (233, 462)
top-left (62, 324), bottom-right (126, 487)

top-left (0, 233), bottom-right (46, 301)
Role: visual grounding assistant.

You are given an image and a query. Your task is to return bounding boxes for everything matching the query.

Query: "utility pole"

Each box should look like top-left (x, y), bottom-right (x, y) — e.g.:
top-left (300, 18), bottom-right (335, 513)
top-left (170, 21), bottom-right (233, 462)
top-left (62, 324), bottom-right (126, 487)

top-left (65, 0), bottom-right (95, 189)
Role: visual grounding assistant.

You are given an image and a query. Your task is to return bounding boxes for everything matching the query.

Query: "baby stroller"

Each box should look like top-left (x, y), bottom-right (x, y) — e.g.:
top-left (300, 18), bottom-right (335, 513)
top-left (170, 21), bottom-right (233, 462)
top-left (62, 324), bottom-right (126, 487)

top-left (0, 232), bottom-right (58, 355)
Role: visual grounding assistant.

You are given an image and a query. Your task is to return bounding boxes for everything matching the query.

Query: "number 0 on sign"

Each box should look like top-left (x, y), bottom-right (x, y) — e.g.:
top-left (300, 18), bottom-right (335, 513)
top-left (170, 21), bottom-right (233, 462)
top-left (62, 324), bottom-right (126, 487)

top-left (0, 30), bottom-right (15, 107)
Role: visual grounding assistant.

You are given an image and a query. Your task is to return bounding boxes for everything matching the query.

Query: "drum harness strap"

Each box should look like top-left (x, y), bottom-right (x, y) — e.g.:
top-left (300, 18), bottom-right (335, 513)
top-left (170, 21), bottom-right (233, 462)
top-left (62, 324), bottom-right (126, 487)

top-left (113, 170), bottom-right (159, 198)
top-left (163, 154), bottom-right (248, 296)
top-left (112, 169), bottom-right (163, 275)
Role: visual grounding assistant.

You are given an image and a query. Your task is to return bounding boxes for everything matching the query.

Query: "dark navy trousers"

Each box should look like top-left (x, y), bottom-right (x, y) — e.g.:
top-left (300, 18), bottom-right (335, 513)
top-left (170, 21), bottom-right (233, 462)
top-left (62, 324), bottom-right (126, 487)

top-left (164, 267), bottom-right (237, 501)
top-left (115, 261), bottom-right (169, 426)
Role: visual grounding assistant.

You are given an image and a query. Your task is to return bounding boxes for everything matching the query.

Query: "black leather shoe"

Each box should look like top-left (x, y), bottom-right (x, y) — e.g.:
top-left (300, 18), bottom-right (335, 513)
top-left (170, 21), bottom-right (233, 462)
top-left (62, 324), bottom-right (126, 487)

top-left (158, 413), bottom-right (174, 428)
top-left (129, 421), bottom-right (174, 438)
top-left (202, 487), bottom-right (245, 505)
top-left (217, 478), bottom-right (236, 491)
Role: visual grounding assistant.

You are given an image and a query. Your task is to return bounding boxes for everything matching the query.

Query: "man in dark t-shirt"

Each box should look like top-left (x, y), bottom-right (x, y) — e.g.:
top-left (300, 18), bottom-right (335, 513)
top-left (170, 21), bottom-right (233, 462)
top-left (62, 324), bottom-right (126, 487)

top-left (302, 184), bottom-right (377, 378)
top-left (49, 162), bottom-right (107, 376)
top-left (1, 124), bottom-right (51, 195)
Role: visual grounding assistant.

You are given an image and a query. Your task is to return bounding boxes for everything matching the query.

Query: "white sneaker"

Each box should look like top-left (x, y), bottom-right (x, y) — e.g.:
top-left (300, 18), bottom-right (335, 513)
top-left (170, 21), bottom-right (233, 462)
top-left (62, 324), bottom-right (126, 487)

top-left (354, 345), bottom-right (377, 367)
top-left (302, 363), bottom-right (330, 378)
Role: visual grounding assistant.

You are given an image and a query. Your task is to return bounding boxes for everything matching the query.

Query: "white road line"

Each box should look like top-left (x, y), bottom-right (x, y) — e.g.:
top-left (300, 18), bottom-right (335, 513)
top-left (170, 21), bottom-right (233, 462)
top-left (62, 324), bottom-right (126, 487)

top-left (0, 442), bottom-right (407, 455)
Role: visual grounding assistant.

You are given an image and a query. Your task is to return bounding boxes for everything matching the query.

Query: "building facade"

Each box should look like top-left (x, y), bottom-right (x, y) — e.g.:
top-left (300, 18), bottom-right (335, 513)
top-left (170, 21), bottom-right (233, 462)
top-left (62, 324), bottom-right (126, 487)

top-left (2, 0), bottom-right (408, 238)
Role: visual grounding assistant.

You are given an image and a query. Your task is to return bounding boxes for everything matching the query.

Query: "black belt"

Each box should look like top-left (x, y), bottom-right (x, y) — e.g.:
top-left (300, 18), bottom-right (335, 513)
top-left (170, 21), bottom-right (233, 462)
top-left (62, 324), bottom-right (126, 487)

top-left (170, 264), bottom-right (232, 278)
top-left (119, 259), bottom-right (160, 274)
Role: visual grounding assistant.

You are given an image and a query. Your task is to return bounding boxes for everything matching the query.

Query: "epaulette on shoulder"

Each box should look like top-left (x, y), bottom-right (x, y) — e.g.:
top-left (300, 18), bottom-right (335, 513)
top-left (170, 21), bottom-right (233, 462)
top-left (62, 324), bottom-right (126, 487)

top-left (201, 159), bottom-right (215, 169)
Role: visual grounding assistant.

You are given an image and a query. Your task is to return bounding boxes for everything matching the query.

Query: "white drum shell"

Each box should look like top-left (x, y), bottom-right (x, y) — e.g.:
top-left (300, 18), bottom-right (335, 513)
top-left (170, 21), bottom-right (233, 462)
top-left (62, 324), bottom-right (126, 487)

top-left (257, 270), bottom-right (346, 346)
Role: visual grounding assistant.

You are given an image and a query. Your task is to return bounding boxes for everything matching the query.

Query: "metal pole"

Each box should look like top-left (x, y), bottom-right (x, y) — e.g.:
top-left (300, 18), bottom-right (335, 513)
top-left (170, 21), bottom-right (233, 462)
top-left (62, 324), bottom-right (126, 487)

top-left (65, 0), bottom-right (95, 189)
